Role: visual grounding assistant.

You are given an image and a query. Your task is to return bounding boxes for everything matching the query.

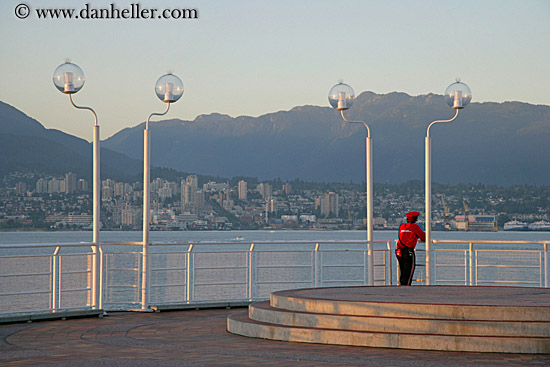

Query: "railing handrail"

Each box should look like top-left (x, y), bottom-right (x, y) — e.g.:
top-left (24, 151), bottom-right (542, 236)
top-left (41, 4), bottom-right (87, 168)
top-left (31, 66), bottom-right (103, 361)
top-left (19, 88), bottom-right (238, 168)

top-left (0, 242), bottom-right (96, 249)
top-left (432, 239), bottom-right (550, 245)
top-left (109, 240), bottom-right (391, 247)
top-left (3, 239), bottom-right (548, 250)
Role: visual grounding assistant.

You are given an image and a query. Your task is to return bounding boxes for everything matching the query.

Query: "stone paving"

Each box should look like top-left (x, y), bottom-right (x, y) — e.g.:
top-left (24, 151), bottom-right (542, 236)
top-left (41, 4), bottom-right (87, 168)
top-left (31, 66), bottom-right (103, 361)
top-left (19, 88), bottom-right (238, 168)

top-left (1, 308), bottom-right (549, 366)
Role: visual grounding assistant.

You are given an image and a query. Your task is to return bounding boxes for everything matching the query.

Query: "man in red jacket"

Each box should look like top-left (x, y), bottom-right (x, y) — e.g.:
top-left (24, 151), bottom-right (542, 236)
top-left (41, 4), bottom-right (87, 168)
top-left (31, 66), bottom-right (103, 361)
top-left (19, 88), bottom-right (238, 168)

top-left (396, 211), bottom-right (426, 286)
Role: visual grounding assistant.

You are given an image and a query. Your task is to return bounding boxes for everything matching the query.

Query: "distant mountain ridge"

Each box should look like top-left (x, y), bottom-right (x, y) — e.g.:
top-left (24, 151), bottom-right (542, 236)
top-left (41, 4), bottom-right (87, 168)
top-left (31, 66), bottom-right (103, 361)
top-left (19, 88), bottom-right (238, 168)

top-left (103, 91), bottom-right (550, 185)
top-left (1, 92), bottom-right (549, 185)
top-left (0, 101), bottom-right (141, 180)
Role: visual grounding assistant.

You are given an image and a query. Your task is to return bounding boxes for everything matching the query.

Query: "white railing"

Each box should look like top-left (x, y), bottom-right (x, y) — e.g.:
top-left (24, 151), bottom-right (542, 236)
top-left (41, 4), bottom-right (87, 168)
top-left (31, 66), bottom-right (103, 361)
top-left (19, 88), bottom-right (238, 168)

top-left (0, 242), bottom-right (100, 316)
top-left (100, 240), bottom-right (393, 310)
top-left (0, 239), bottom-right (549, 317)
top-left (414, 240), bottom-right (550, 287)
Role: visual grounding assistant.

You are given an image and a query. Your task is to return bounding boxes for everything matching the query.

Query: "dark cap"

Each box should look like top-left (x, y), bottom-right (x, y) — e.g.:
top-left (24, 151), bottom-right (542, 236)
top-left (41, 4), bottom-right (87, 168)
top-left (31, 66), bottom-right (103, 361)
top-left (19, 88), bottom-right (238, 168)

top-left (405, 211), bottom-right (420, 218)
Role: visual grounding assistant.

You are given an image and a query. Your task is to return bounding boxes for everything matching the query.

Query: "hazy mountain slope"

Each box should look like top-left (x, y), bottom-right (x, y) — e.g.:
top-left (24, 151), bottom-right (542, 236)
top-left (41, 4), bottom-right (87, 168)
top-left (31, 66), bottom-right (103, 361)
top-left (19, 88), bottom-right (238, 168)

top-left (103, 92), bottom-right (550, 185)
top-left (0, 101), bottom-right (142, 179)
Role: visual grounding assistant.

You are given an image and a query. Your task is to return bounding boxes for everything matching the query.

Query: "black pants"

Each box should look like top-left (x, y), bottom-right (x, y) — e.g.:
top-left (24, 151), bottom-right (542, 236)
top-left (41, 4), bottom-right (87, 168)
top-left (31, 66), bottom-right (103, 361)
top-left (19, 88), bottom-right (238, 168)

top-left (397, 248), bottom-right (416, 286)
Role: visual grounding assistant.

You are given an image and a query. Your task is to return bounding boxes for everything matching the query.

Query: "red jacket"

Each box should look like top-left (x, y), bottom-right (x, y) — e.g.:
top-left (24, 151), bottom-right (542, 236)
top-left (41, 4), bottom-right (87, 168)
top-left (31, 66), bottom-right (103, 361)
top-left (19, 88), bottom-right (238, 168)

top-left (397, 223), bottom-right (426, 249)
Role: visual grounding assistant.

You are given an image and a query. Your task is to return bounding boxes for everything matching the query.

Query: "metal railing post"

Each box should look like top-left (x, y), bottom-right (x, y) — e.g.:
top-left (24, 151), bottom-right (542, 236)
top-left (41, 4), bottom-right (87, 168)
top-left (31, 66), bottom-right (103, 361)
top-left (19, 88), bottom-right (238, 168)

top-left (90, 244), bottom-right (99, 310)
top-left (387, 241), bottom-right (392, 285)
top-left (469, 242), bottom-right (474, 286)
top-left (545, 243), bottom-right (549, 288)
top-left (186, 244), bottom-right (194, 303)
top-left (99, 246), bottom-right (104, 309)
top-left (52, 246), bottom-right (60, 312)
top-left (314, 243), bottom-right (320, 287)
top-left (395, 241), bottom-right (401, 284)
top-left (249, 243), bottom-right (255, 300)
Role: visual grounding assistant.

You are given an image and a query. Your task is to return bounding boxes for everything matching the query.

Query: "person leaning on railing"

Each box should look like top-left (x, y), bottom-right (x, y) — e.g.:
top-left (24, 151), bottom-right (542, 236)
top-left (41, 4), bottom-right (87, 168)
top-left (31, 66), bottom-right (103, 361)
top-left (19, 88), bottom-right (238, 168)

top-left (396, 211), bottom-right (426, 286)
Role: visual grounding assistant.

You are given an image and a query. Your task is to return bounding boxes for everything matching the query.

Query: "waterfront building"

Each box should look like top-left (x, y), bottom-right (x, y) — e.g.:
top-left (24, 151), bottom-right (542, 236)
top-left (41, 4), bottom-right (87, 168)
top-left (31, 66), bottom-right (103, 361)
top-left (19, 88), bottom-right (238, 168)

top-left (453, 215), bottom-right (497, 231)
top-left (45, 214), bottom-right (93, 228)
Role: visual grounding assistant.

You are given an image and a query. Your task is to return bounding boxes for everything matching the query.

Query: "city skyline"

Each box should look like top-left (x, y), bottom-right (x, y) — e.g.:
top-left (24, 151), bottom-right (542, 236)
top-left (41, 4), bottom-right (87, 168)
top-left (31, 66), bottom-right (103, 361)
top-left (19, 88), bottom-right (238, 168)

top-left (3, 169), bottom-right (550, 232)
top-left (1, 0), bottom-right (549, 141)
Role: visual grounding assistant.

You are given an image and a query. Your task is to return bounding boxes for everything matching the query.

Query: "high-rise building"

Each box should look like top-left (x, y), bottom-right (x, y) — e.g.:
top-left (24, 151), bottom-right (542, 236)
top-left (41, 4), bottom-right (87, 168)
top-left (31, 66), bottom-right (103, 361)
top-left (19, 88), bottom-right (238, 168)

top-left (121, 204), bottom-right (142, 228)
top-left (186, 175), bottom-right (198, 191)
top-left (48, 178), bottom-right (62, 193)
top-left (102, 179), bottom-right (115, 189)
top-left (282, 183), bottom-right (292, 195)
top-left (181, 180), bottom-right (196, 213)
top-left (268, 198), bottom-right (277, 213)
top-left (114, 182), bottom-right (126, 197)
top-left (65, 172), bottom-right (77, 194)
top-left (36, 178), bottom-right (48, 193)
top-left (77, 179), bottom-right (89, 192)
top-left (102, 186), bottom-right (113, 201)
top-left (238, 180), bottom-right (247, 201)
top-left (195, 190), bottom-right (205, 210)
top-left (15, 182), bottom-right (26, 195)
top-left (257, 183), bottom-right (272, 199)
top-left (320, 192), bottom-right (339, 217)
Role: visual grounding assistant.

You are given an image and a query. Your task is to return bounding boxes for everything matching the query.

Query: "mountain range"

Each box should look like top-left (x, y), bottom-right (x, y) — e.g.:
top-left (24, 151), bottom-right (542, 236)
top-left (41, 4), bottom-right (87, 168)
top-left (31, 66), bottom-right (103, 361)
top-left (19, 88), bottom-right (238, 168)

top-left (103, 92), bottom-right (550, 185)
top-left (0, 101), bottom-right (141, 180)
top-left (1, 92), bottom-right (549, 185)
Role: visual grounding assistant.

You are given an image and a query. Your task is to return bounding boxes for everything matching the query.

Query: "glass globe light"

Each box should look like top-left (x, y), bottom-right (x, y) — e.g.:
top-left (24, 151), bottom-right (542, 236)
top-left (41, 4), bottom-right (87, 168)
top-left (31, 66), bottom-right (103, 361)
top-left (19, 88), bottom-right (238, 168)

top-left (155, 73), bottom-right (184, 103)
top-left (53, 62), bottom-right (85, 94)
top-left (445, 80), bottom-right (472, 109)
top-left (328, 82), bottom-right (355, 110)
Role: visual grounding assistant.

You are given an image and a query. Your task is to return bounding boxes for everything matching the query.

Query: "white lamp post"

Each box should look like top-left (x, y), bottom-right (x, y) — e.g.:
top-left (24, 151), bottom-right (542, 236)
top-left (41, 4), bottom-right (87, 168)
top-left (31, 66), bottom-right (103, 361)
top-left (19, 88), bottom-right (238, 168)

top-left (53, 61), bottom-right (101, 308)
top-left (142, 73), bottom-right (184, 310)
top-left (328, 82), bottom-right (374, 286)
top-left (425, 80), bottom-right (471, 285)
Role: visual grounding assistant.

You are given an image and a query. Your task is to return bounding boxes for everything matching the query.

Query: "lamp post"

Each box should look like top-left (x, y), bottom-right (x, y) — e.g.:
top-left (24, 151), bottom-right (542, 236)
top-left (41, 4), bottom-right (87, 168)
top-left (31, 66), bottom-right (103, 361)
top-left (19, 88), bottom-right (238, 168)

top-left (142, 73), bottom-right (184, 310)
top-left (53, 61), bottom-right (101, 308)
top-left (328, 82), bottom-right (374, 286)
top-left (425, 80), bottom-right (471, 285)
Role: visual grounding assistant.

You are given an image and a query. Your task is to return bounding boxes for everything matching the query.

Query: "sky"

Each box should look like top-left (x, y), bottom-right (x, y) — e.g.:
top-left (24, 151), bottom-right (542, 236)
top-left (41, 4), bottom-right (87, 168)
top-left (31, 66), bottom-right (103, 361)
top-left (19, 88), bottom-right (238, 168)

top-left (0, 0), bottom-right (549, 141)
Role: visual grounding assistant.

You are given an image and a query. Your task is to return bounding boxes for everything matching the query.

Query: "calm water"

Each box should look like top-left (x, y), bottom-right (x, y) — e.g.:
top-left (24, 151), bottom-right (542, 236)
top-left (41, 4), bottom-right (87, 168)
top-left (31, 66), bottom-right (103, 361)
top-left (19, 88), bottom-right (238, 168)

top-left (1, 229), bottom-right (549, 245)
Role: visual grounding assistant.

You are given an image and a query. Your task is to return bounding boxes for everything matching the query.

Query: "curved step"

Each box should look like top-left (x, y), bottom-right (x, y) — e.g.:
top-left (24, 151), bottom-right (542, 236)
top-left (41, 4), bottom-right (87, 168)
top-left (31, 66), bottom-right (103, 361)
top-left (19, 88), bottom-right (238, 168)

top-left (227, 311), bottom-right (550, 354)
top-left (250, 301), bottom-right (550, 337)
top-left (271, 286), bottom-right (550, 322)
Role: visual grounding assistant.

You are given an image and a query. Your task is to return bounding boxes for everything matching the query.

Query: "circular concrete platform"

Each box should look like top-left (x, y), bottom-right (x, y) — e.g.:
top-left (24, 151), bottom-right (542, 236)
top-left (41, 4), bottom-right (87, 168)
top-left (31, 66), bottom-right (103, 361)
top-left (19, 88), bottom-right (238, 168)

top-left (270, 286), bottom-right (550, 321)
top-left (228, 286), bottom-right (550, 353)
top-left (274, 286), bottom-right (550, 307)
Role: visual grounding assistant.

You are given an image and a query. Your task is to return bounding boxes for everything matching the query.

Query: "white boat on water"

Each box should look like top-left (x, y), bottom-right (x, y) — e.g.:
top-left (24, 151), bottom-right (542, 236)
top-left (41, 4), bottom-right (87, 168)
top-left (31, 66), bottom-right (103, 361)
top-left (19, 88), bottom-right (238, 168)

top-left (527, 220), bottom-right (550, 231)
top-left (503, 220), bottom-right (528, 231)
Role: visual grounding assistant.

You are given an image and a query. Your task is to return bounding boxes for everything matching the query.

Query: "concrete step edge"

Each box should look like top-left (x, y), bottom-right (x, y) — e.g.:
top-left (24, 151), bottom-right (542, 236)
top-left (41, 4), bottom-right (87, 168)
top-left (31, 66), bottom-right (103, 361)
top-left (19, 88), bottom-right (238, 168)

top-left (227, 311), bottom-right (550, 354)
top-left (270, 294), bottom-right (550, 321)
top-left (249, 301), bottom-right (550, 337)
